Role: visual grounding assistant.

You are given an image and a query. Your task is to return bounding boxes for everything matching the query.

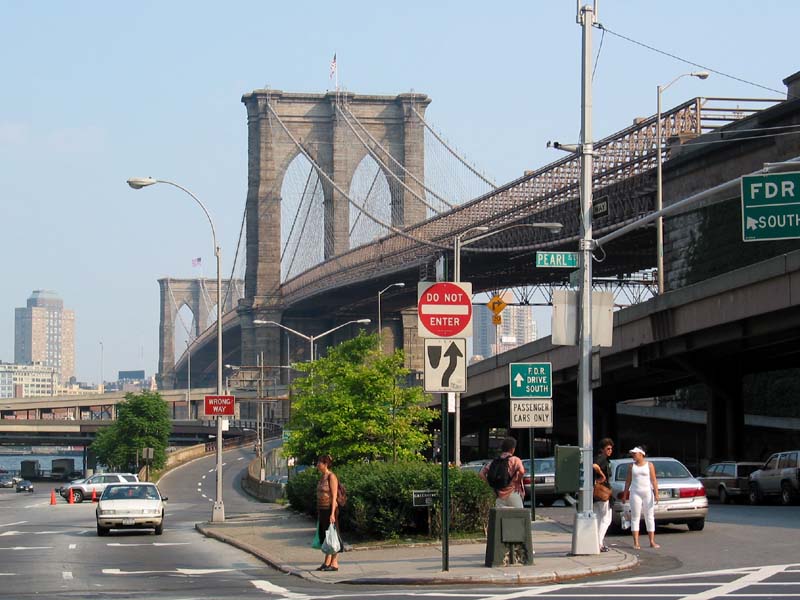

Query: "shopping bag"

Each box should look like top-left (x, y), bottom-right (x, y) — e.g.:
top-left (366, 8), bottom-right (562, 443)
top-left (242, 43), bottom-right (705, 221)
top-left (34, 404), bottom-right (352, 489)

top-left (311, 520), bottom-right (321, 549)
top-left (621, 503), bottom-right (631, 530)
top-left (321, 523), bottom-right (341, 555)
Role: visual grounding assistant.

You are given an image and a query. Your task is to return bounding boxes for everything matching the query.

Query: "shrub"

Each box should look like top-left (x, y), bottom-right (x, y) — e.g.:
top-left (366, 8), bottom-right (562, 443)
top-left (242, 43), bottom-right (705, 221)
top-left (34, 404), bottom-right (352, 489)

top-left (285, 461), bottom-right (494, 540)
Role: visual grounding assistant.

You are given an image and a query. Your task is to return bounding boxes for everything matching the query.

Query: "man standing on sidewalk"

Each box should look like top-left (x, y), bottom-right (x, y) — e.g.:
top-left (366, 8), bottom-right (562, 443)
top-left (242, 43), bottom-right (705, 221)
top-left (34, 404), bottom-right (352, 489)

top-left (480, 437), bottom-right (526, 508)
top-left (593, 438), bottom-right (615, 552)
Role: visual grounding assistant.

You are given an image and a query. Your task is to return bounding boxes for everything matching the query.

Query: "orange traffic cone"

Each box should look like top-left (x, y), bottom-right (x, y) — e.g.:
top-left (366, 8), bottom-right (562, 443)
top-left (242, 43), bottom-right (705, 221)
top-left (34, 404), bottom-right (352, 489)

top-left (50, 489), bottom-right (57, 505)
top-left (68, 488), bottom-right (74, 504)
top-left (91, 488), bottom-right (97, 502)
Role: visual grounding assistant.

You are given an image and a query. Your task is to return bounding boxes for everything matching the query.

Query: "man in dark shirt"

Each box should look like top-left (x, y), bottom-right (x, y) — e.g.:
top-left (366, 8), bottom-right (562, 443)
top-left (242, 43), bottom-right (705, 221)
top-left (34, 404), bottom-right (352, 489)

top-left (593, 438), bottom-right (614, 552)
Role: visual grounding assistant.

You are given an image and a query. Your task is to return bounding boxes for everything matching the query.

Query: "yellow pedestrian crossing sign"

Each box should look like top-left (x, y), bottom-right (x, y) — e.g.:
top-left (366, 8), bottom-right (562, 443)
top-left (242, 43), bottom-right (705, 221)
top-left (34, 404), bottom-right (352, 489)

top-left (488, 295), bottom-right (507, 315)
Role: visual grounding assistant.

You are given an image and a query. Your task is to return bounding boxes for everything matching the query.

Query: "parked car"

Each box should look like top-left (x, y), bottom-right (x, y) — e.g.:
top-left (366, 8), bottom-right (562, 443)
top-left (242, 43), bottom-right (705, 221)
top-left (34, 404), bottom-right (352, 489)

top-left (748, 450), bottom-right (800, 506)
top-left (60, 473), bottom-right (139, 503)
top-left (522, 457), bottom-right (558, 506)
top-left (95, 483), bottom-right (167, 536)
top-left (460, 460), bottom-right (490, 474)
top-left (608, 457), bottom-right (707, 531)
top-left (16, 480), bottom-right (34, 493)
top-left (0, 476), bottom-right (15, 488)
top-left (699, 461), bottom-right (762, 504)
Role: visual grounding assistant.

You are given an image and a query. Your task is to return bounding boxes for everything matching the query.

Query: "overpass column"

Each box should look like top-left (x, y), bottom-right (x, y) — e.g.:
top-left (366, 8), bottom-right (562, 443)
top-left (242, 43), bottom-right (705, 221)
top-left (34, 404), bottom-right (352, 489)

top-left (240, 310), bottom-right (284, 377)
top-left (478, 424), bottom-right (490, 457)
top-left (400, 308), bottom-right (423, 372)
top-left (706, 366), bottom-right (744, 462)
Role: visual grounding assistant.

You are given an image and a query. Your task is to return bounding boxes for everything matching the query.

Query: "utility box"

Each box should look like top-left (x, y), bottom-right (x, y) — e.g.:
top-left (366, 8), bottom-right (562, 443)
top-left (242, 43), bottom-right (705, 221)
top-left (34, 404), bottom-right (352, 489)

top-left (484, 508), bottom-right (534, 567)
top-left (555, 445), bottom-right (581, 495)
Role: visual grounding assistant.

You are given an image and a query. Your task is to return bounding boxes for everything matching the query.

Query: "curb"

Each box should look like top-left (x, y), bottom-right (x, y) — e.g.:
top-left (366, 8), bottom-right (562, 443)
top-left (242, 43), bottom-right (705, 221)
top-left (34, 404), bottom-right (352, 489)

top-left (195, 523), bottom-right (639, 585)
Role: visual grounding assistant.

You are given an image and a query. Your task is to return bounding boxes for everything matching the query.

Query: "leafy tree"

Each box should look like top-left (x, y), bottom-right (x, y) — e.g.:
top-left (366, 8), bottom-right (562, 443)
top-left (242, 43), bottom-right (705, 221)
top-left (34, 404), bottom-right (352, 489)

top-left (285, 333), bottom-right (434, 465)
top-left (91, 391), bottom-right (172, 471)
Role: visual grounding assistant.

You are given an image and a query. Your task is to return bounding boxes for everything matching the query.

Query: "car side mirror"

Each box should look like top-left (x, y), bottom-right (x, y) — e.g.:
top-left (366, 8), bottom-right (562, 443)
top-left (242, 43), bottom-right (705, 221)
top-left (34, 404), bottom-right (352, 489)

top-left (162, 496), bottom-right (168, 502)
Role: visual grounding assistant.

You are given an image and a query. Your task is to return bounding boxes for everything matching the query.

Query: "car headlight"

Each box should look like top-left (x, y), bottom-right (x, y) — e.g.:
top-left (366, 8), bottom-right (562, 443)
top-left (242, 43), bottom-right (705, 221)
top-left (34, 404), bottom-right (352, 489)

top-left (98, 510), bottom-right (115, 516)
top-left (145, 508), bottom-right (161, 515)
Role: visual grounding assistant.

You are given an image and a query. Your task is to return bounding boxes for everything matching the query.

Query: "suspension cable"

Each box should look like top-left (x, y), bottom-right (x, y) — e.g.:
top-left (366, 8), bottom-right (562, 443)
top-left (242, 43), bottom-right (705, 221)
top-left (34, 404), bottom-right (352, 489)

top-left (349, 167), bottom-right (381, 236)
top-left (282, 164), bottom-right (316, 261)
top-left (411, 106), bottom-right (497, 189)
top-left (286, 176), bottom-right (321, 278)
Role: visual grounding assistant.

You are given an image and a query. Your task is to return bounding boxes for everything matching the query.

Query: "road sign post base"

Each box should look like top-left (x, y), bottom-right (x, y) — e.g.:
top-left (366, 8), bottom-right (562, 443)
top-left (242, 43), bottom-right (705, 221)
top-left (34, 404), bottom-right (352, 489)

top-left (211, 502), bottom-right (225, 523)
top-left (570, 511), bottom-right (599, 555)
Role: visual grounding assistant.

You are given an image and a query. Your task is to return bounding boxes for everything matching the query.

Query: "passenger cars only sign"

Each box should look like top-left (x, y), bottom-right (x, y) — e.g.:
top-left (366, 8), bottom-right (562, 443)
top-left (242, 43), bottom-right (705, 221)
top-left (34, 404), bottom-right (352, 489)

top-left (417, 282), bottom-right (473, 338)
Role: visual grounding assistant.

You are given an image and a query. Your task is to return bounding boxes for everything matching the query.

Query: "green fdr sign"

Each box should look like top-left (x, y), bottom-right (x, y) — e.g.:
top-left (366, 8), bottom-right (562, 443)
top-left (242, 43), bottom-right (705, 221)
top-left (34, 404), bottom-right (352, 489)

top-left (742, 172), bottom-right (800, 241)
top-left (509, 362), bottom-right (552, 399)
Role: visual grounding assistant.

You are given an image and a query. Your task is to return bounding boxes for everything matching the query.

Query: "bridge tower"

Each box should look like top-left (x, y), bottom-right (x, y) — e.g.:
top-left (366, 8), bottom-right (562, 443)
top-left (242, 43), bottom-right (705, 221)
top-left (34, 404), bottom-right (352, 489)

top-left (157, 278), bottom-right (242, 389)
top-left (238, 90), bottom-right (431, 368)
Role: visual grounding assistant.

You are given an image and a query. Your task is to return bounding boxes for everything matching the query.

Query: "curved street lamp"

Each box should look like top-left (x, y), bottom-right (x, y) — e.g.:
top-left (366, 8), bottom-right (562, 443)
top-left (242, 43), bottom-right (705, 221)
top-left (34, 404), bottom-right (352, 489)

top-left (253, 319), bottom-right (371, 362)
top-left (126, 176), bottom-right (226, 523)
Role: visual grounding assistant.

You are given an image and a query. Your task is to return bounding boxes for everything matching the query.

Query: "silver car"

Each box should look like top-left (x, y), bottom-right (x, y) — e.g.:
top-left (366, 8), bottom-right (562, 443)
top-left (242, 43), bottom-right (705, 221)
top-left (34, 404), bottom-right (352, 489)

top-left (608, 457), bottom-right (708, 531)
top-left (96, 483), bottom-right (167, 536)
top-left (522, 457), bottom-right (558, 507)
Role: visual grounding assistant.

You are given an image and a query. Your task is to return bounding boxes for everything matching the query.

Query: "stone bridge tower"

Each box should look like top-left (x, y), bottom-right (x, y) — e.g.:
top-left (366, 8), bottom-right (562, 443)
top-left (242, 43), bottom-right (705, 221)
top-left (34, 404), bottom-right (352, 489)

top-left (237, 90), bottom-right (431, 369)
top-left (157, 277), bottom-right (242, 389)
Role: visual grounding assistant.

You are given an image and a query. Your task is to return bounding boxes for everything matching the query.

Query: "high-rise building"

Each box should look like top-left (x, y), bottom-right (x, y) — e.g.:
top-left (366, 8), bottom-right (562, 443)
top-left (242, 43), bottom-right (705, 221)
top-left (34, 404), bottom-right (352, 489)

top-left (14, 290), bottom-right (75, 384)
top-left (473, 292), bottom-right (538, 360)
top-left (0, 362), bottom-right (58, 398)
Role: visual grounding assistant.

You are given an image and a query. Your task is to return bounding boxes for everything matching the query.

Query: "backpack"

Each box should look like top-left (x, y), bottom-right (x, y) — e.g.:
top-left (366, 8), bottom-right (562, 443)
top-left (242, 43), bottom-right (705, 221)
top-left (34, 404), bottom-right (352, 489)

top-left (329, 474), bottom-right (347, 508)
top-left (486, 456), bottom-right (512, 490)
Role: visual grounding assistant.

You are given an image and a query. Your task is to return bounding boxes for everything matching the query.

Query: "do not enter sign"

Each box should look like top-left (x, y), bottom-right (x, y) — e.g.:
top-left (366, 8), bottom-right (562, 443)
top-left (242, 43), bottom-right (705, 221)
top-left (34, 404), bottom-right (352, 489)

top-left (417, 282), bottom-right (473, 338)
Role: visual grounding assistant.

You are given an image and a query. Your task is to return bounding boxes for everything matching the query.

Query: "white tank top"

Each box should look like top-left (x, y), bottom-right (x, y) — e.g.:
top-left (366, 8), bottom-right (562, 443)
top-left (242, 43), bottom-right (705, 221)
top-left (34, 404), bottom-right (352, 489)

top-left (630, 462), bottom-right (652, 493)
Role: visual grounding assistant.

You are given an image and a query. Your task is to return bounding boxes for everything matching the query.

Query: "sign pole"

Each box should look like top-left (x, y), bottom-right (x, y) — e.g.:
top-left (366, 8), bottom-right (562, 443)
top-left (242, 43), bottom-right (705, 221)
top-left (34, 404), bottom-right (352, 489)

top-left (530, 430), bottom-right (536, 523)
top-left (441, 393), bottom-right (449, 571)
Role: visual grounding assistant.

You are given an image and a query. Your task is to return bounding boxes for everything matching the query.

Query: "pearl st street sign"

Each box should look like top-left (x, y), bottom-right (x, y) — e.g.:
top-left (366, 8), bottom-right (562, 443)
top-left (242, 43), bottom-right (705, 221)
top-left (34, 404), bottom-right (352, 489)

top-left (417, 282), bottom-right (473, 338)
top-left (741, 172), bottom-right (800, 241)
top-left (509, 362), bottom-right (552, 398)
top-left (536, 251), bottom-right (579, 268)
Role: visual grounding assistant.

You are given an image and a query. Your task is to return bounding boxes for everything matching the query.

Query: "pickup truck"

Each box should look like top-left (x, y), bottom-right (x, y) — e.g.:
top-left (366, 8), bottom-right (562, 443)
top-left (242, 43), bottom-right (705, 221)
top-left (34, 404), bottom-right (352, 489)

top-left (749, 450), bottom-right (800, 506)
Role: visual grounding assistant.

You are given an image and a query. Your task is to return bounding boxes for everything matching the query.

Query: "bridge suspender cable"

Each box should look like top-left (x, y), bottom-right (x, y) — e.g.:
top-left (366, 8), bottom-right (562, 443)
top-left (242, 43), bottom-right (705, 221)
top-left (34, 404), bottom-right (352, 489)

top-left (264, 100), bottom-right (453, 251)
top-left (411, 106), bottom-right (497, 190)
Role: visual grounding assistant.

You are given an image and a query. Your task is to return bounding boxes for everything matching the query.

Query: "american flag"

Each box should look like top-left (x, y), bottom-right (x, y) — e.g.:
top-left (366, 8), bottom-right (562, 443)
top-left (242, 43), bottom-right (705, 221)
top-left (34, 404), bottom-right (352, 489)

top-left (192, 257), bottom-right (202, 267)
top-left (329, 53), bottom-right (337, 79)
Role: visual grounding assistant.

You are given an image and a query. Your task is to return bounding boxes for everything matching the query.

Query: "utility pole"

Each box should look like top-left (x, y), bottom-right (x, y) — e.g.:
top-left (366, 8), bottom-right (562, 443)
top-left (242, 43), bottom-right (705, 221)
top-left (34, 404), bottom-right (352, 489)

top-left (573, 0), bottom-right (600, 555)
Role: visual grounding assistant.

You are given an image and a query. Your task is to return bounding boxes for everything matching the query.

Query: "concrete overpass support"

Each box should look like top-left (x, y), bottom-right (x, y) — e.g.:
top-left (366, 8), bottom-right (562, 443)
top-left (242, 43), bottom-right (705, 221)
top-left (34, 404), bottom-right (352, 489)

top-left (706, 367), bottom-right (745, 462)
top-left (378, 311), bottom-right (403, 356)
top-left (401, 308), bottom-right (423, 372)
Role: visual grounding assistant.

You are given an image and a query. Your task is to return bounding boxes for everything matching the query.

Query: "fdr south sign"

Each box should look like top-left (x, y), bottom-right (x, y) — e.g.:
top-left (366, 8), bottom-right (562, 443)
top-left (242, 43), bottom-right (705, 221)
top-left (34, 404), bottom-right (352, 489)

top-left (417, 282), bottom-right (473, 338)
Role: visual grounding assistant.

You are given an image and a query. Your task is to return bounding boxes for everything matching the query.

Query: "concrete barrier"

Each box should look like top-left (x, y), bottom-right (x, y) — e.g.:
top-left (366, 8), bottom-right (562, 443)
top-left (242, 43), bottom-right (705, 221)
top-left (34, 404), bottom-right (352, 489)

top-left (241, 446), bottom-right (286, 502)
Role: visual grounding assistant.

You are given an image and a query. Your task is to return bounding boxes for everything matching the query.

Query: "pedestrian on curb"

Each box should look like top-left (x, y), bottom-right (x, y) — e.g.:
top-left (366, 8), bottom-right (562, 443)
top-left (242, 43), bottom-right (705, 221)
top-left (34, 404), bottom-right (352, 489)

top-left (315, 454), bottom-right (342, 571)
top-left (592, 437), bottom-right (614, 552)
top-left (480, 437), bottom-right (526, 508)
top-left (622, 446), bottom-right (660, 550)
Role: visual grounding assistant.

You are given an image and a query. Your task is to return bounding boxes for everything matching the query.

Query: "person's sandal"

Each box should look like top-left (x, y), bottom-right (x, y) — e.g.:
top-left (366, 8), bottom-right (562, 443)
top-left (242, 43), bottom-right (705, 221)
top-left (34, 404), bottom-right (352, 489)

top-left (315, 564), bottom-right (327, 571)
top-left (322, 565), bottom-right (339, 571)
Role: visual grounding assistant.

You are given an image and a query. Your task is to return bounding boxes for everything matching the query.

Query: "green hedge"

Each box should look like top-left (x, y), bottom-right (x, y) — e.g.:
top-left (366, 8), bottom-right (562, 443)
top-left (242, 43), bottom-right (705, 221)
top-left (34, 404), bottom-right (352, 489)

top-left (286, 462), bottom-right (494, 540)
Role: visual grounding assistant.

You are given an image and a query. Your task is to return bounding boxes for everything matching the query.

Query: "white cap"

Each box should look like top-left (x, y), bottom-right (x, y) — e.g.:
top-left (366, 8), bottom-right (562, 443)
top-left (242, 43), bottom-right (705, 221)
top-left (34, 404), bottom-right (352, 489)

top-left (629, 446), bottom-right (646, 456)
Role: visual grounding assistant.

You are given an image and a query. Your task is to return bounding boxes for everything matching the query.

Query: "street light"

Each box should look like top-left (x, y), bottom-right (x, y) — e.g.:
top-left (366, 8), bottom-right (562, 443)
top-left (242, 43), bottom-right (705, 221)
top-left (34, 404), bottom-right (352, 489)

top-left (253, 319), bottom-right (371, 361)
top-left (126, 176), bottom-right (227, 523)
top-left (378, 283), bottom-right (405, 353)
top-left (656, 71), bottom-right (709, 293)
top-left (452, 222), bottom-right (563, 466)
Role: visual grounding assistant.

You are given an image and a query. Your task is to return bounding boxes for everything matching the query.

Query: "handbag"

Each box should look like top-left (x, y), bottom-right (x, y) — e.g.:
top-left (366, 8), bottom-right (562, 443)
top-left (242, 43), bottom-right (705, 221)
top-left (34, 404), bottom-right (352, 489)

top-left (311, 520), bottom-right (321, 549)
top-left (593, 481), bottom-right (612, 502)
top-left (321, 523), bottom-right (341, 555)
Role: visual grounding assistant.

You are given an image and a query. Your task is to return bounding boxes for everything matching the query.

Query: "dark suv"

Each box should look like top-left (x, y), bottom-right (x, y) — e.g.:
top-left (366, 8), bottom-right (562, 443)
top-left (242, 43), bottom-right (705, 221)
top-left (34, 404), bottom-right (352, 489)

top-left (699, 461), bottom-right (762, 504)
top-left (749, 450), bottom-right (800, 506)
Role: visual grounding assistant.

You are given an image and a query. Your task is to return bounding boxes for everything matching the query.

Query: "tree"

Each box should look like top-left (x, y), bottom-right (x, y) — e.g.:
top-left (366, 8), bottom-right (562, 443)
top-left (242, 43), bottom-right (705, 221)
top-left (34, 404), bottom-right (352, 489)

top-left (285, 333), bottom-right (434, 465)
top-left (91, 391), bottom-right (172, 472)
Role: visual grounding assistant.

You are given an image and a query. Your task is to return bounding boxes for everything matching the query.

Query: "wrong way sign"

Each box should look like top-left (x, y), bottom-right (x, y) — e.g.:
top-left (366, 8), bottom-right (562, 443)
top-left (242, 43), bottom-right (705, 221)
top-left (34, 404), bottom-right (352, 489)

top-left (417, 282), bottom-right (473, 338)
top-left (423, 338), bottom-right (466, 393)
top-left (204, 395), bottom-right (235, 417)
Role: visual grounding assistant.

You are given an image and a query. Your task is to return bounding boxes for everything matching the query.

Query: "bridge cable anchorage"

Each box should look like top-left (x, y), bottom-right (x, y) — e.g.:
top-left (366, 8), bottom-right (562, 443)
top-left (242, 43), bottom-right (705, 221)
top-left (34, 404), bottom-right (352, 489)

top-left (411, 106), bottom-right (497, 190)
top-left (285, 171), bottom-right (322, 279)
top-left (339, 105), bottom-right (455, 211)
top-left (264, 100), bottom-right (453, 251)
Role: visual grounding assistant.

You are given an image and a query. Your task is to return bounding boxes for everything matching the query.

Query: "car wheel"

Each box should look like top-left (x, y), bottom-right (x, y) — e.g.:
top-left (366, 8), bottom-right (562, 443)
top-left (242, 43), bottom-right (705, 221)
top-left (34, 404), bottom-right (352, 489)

top-left (687, 518), bottom-right (705, 531)
top-left (154, 517), bottom-right (164, 536)
top-left (780, 482), bottom-right (794, 506)
top-left (718, 487), bottom-right (729, 504)
top-left (97, 525), bottom-right (109, 536)
top-left (72, 490), bottom-right (84, 503)
top-left (748, 483), bottom-right (762, 505)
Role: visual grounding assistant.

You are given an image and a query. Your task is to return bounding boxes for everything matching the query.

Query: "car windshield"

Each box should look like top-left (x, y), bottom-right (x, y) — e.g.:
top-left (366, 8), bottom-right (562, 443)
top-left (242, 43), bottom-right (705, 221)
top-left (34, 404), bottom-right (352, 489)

top-left (614, 460), bottom-right (692, 480)
top-left (105, 485), bottom-right (160, 500)
top-left (522, 458), bottom-right (555, 474)
top-left (738, 465), bottom-right (760, 478)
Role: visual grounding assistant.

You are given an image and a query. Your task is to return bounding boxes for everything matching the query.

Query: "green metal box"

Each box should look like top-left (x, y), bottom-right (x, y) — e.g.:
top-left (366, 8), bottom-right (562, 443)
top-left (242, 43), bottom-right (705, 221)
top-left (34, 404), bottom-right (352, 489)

top-left (555, 445), bottom-right (581, 495)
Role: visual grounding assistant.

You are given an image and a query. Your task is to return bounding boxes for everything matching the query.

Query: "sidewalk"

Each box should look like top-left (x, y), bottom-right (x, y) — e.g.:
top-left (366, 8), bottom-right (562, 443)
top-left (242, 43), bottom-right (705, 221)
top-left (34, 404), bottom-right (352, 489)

top-left (196, 503), bottom-right (638, 585)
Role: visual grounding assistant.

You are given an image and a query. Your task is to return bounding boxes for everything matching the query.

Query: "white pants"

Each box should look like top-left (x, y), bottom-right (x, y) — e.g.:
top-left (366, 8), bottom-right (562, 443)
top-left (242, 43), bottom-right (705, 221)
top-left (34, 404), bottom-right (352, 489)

top-left (629, 488), bottom-right (655, 532)
top-left (593, 500), bottom-right (612, 545)
top-left (495, 492), bottom-right (524, 508)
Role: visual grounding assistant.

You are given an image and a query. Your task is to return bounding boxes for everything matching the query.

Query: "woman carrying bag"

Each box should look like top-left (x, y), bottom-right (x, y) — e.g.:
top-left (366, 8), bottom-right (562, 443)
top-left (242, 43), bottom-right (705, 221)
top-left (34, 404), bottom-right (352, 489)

top-left (315, 455), bottom-right (342, 571)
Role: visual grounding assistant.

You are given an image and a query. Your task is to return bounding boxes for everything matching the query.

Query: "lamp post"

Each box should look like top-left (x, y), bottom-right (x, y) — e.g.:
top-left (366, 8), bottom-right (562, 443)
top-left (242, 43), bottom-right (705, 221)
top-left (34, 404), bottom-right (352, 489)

top-left (253, 319), bottom-right (371, 362)
top-left (186, 340), bottom-right (192, 419)
top-left (453, 222), bottom-right (563, 467)
top-left (656, 71), bottom-right (709, 293)
top-left (99, 341), bottom-right (104, 393)
top-left (378, 283), bottom-right (405, 353)
top-left (126, 176), bottom-right (226, 523)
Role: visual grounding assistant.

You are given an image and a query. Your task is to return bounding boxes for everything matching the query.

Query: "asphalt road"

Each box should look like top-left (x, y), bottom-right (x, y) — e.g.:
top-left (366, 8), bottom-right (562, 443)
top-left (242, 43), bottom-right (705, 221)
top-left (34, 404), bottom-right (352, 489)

top-left (2, 454), bottom-right (799, 600)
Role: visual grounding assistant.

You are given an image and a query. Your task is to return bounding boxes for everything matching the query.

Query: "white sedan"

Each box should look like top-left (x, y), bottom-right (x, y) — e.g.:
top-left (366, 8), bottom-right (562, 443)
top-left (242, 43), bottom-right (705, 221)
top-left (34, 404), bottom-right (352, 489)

top-left (96, 483), bottom-right (167, 536)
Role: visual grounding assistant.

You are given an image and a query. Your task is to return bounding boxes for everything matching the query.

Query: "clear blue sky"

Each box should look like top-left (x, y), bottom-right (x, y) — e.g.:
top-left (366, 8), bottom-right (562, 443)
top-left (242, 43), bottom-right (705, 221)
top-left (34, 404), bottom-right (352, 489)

top-left (1, 1), bottom-right (797, 382)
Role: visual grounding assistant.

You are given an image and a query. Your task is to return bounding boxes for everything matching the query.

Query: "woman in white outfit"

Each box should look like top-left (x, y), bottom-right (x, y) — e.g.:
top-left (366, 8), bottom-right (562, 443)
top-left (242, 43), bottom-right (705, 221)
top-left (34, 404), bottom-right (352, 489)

top-left (623, 446), bottom-right (660, 549)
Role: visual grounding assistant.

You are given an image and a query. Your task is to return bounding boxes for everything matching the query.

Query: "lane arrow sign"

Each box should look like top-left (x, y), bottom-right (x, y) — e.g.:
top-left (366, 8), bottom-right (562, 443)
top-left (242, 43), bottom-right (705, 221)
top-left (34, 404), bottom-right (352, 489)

top-left (441, 342), bottom-right (464, 388)
top-left (514, 373), bottom-right (524, 387)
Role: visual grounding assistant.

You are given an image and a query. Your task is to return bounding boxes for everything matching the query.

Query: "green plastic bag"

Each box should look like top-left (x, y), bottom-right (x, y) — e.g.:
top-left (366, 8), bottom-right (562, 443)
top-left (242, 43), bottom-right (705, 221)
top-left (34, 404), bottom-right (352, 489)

top-left (311, 520), bottom-right (321, 549)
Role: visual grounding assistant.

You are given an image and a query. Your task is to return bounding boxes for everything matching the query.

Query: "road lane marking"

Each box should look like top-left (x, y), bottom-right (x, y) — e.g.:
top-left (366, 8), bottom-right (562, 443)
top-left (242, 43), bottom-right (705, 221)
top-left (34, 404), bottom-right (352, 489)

top-left (201, 475), bottom-right (206, 479)
top-left (0, 522), bottom-right (28, 528)
top-left (0, 530), bottom-right (61, 537)
top-left (24, 503), bottom-right (49, 508)
top-left (237, 457), bottom-right (244, 461)
top-left (106, 542), bottom-right (190, 547)
top-left (250, 580), bottom-right (310, 599)
top-left (0, 546), bottom-right (53, 551)
top-left (103, 567), bottom-right (236, 575)
top-left (68, 544), bottom-right (76, 550)
top-left (62, 571), bottom-right (73, 580)
top-left (208, 468), bottom-right (214, 473)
